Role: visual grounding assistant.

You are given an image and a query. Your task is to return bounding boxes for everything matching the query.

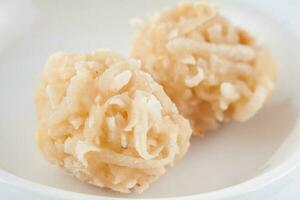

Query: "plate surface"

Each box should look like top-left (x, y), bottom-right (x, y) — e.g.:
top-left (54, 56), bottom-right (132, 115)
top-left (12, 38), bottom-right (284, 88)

top-left (0, 0), bottom-right (300, 199)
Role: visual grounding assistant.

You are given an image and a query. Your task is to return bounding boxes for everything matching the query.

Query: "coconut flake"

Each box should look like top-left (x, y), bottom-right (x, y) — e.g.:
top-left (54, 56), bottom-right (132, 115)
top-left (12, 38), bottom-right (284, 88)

top-left (147, 95), bottom-right (162, 122)
top-left (108, 96), bottom-right (126, 107)
top-left (46, 85), bottom-right (57, 108)
top-left (87, 116), bottom-right (95, 128)
top-left (168, 29), bottom-right (179, 39)
top-left (106, 116), bottom-right (117, 141)
top-left (128, 59), bottom-right (141, 68)
top-left (110, 70), bottom-right (132, 92)
top-left (125, 90), bottom-right (147, 131)
top-left (121, 133), bottom-right (127, 148)
top-left (219, 99), bottom-right (229, 110)
top-left (106, 116), bottom-right (116, 131)
top-left (69, 116), bottom-right (83, 130)
top-left (221, 82), bottom-right (240, 100)
top-left (126, 179), bottom-right (137, 189)
top-left (180, 54), bottom-right (196, 65)
top-left (86, 61), bottom-right (100, 70)
top-left (75, 141), bottom-right (99, 166)
top-left (185, 67), bottom-right (204, 87)
top-left (234, 85), bottom-right (268, 121)
top-left (64, 137), bottom-right (75, 154)
top-left (95, 95), bottom-right (101, 103)
top-left (207, 24), bottom-right (223, 43)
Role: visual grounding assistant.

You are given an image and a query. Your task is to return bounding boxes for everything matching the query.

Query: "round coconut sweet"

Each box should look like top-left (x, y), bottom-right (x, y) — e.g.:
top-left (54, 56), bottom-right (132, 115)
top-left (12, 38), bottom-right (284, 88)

top-left (35, 50), bottom-right (192, 193)
top-left (130, 2), bottom-right (277, 134)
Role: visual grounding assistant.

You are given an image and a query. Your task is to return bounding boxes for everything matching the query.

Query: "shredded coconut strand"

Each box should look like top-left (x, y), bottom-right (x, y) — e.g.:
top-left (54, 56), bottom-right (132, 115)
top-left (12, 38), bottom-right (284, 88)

top-left (220, 82), bottom-right (240, 100)
top-left (185, 67), bottom-right (204, 87)
top-left (110, 70), bottom-right (132, 92)
top-left (75, 141), bottom-right (99, 167)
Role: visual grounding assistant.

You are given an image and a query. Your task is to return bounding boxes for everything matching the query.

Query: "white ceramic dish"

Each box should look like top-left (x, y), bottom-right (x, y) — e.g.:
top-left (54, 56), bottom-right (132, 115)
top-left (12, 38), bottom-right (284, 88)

top-left (0, 0), bottom-right (300, 199)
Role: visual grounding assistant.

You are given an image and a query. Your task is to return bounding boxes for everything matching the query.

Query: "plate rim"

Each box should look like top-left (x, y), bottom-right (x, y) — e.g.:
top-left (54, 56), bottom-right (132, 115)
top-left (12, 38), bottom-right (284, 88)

top-left (0, 150), bottom-right (300, 200)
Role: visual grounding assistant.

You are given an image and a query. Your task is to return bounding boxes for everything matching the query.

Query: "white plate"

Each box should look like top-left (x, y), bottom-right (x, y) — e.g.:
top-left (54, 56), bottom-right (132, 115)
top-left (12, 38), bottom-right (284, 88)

top-left (0, 0), bottom-right (300, 199)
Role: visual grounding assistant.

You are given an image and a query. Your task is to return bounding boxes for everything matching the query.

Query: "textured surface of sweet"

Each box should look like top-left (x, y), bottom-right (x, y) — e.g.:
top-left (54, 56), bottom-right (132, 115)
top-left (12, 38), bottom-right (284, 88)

top-left (35, 50), bottom-right (192, 193)
top-left (130, 2), bottom-right (277, 134)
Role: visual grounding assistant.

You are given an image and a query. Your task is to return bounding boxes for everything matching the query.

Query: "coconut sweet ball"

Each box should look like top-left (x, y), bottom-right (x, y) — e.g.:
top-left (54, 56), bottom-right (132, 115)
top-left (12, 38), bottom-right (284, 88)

top-left (130, 2), bottom-right (277, 134)
top-left (35, 50), bottom-right (192, 193)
